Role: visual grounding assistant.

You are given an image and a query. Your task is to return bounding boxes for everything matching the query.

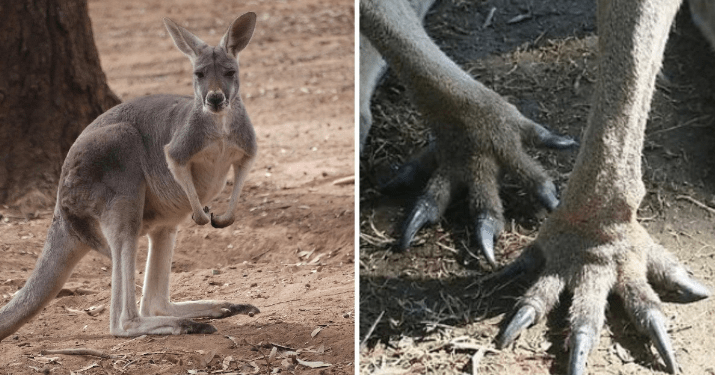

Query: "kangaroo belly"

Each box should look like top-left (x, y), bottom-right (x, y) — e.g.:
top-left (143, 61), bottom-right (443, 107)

top-left (190, 139), bottom-right (246, 203)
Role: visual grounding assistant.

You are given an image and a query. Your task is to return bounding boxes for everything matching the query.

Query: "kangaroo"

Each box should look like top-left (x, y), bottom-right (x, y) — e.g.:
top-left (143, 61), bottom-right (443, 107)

top-left (0, 13), bottom-right (260, 340)
top-left (360, 0), bottom-right (711, 374)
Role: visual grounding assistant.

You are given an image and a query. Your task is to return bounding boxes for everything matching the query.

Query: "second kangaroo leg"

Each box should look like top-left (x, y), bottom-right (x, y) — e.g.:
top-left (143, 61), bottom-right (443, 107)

top-left (139, 226), bottom-right (259, 319)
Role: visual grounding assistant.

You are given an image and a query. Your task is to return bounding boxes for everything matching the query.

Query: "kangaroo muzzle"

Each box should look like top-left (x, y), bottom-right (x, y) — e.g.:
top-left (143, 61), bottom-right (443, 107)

top-left (205, 91), bottom-right (227, 112)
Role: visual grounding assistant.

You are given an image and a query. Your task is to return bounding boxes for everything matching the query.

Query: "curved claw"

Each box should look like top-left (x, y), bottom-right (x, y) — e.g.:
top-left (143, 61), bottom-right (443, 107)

top-left (568, 327), bottom-right (597, 375)
top-left (531, 123), bottom-right (579, 150)
top-left (498, 305), bottom-right (536, 348)
top-left (397, 194), bottom-right (440, 251)
top-left (642, 309), bottom-right (677, 374)
top-left (668, 270), bottom-right (711, 303)
top-left (534, 180), bottom-right (559, 212)
top-left (472, 214), bottom-right (504, 268)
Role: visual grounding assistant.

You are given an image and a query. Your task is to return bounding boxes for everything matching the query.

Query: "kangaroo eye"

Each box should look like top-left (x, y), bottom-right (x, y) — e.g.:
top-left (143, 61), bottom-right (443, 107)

top-left (194, 72), bottom-right (205, 78)
top-left (225, 70), bottom-right (236, 77)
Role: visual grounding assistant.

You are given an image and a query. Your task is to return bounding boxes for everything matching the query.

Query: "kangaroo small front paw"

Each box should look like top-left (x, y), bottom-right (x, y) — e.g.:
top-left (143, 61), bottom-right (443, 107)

top-left (191, 208), bottom-right (211, 225)
top-left (211, 213), bottom-right (235, 228)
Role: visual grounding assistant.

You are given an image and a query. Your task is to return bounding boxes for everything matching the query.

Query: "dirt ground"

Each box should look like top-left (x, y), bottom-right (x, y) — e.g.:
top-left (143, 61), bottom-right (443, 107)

top-left (0, 0), bottom-right (354, 374)
top-left (360, 0), bottom-right (715, 374)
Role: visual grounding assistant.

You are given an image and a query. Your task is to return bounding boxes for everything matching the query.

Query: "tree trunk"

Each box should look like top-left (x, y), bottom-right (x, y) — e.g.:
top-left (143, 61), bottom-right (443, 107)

top-left (0, 0), bottom-right (120, 213)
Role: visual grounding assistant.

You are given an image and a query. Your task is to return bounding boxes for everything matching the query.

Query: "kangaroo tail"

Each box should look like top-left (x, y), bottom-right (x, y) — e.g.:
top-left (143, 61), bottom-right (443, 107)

top-left (0, 213), bottom-right (89, 341)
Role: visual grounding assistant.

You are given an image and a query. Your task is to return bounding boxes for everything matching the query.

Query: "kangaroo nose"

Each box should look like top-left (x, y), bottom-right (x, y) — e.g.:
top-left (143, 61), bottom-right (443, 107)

top-left (206, 92), bottom-right (225, 107)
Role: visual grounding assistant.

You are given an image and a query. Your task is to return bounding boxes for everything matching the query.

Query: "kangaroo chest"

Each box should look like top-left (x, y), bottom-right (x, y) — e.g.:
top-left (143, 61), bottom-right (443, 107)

top-left (189, 116), bottom-right (246, 201)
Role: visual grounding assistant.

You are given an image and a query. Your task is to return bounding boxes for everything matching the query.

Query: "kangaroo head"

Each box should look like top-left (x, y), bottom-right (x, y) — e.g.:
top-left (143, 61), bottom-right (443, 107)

top-left (164, 13), bottom-right (256, 114)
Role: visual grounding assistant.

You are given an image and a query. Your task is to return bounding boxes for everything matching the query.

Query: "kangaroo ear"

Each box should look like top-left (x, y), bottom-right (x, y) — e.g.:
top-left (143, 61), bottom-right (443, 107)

top-left (220, 12), bottom-right (257, 58)
top-left (163, 18), bottom-right (207, 61)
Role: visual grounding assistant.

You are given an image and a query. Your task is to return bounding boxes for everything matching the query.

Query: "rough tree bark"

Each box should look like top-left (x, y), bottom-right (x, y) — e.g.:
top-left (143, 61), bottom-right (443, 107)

top-left (0, 0), bottom-right (120, 213)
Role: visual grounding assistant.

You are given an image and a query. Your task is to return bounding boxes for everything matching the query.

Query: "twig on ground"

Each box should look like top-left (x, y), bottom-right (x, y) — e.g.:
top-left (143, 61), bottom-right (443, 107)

top-left (471, 347), bottom-right (486, 375)
top-left (40, 348), bottom-right (124, 359)
top-left (111, 335), bottom-right (146, 351)
top-left (360, 310), bottom-right (385, 351)
top-left (332, 175), bottom-right (355, 185)
top-left (676, 195), bottom-right (715, 215)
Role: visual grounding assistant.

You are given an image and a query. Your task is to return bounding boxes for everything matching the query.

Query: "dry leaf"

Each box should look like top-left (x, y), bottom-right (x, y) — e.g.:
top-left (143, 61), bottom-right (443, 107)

top-left (296, 358), bottom-right (331, 368)
top-left (33, 357), bottom-right (60, 364)
top-left (311, 327), bottom-right (322, 338)
top-left (222, 355), bottom-right (234, 370)
top-left (269, 346), bottom-right (278, 361)
top-left (86, 305), bottom-right (105, 316)
top-left (62, 306), bottom-right (83, 315)
top-left (74, 363), bottom-right (99, 373)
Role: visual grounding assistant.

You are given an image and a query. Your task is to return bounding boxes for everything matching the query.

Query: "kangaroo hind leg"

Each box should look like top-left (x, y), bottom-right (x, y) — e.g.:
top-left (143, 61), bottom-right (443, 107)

top-left (105, 199), bottom-right (215, 336)
top-left (139, 226), bottom-right (259, 320)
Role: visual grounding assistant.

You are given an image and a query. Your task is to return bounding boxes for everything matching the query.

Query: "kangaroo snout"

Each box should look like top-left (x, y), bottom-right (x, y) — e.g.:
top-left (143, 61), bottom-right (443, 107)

top-left (205, 91), bottom-right (227, 112)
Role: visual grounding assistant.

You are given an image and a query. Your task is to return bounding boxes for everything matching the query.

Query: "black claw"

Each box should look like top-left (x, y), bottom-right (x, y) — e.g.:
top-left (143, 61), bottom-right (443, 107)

top-left (181, 320), bottom-right (217, 335)
top-left (203, 206), bottom-right (210, 213)
top-left (472, 214), bottom-right (504, 268)
top-left (397, 194), bottom-right (440, 251)
top-left (535, 180), bottom-right (559, 212)
top-left (568, 328), bottom-right (595, 375)
top-left (643, 309), bottom-right (677, 374)
top-left (498, 305), bottom-right (536, 348)
top-left (229, 304), bottom-right (261, 316)
top-left (534, 126), bottom-right (579, 150)
top-left (671, 271), bottom-right (711, 303)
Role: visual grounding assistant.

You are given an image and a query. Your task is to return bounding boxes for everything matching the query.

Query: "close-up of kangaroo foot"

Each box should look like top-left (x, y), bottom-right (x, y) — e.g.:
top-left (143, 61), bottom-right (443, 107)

top-left (379, 103), bottom-right (576, 268)
top-left (496, 216), bottom-right (710, 374)
top-left (360, 0), bottom-right (576, 267)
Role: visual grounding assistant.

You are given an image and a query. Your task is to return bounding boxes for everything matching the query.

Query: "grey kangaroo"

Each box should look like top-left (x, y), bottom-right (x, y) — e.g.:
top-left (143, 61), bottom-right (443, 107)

top-left (0, 13), bottom-right (260, 340)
